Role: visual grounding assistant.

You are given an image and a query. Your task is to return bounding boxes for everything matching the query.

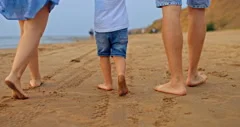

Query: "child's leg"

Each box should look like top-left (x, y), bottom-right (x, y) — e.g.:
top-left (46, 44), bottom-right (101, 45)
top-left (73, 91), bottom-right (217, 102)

top-left (112, 56), bottom-right (126, 76)
top-left (111, 28), bottom-right (129, 96)
top-left (112, 56), bottom-right (128, 96)
top-left (95, 32), bottom-right (113, 91)
top-left (98, 56), bottom-right (113, 90)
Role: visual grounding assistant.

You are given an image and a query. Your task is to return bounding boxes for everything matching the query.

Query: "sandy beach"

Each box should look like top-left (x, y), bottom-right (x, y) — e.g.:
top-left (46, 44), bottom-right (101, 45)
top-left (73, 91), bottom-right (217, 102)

top-left (0, 30), bottom-right (240, 127)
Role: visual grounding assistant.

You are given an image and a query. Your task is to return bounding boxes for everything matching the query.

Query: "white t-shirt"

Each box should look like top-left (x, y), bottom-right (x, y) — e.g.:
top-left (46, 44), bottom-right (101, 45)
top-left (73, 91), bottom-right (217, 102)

top-left (94, 0), bottom-right (129, 32)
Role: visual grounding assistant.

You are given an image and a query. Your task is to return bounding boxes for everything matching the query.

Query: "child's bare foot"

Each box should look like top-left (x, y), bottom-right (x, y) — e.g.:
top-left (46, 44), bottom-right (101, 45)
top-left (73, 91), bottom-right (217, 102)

top-left (5, 77), bottom-right (29, 99)
top-left (12, 91), bottom-right (19, 99)
top-left (29, 80), bottom-right (43, 89)
top-left (97, 84), bottom-right (113, 91)
top-left (186, 72), bottom-right (207, 87)
top-left (118, 75), bottom-right (128, 96)
top-left (154, 82), bottom-right (187, 96)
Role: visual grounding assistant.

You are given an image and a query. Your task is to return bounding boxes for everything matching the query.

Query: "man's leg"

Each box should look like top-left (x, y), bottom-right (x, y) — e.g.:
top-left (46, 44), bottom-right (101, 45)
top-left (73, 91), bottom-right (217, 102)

top-left (154, 5), bottom-right (186, 96)
top-left (186, 7), bottom-right (207, 87)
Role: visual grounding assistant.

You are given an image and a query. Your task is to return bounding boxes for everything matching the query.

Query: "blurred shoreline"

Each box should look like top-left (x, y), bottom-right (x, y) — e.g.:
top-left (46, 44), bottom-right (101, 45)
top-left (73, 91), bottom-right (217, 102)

top-left (0, 35), bottom-right (89, 49)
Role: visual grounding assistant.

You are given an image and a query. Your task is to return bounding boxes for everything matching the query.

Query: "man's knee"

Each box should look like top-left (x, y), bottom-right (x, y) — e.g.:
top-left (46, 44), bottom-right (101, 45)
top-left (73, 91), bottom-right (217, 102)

top-left (163, 6), bottom-right (182, 19)
top-left (188, 7), bottom-right (205, 15)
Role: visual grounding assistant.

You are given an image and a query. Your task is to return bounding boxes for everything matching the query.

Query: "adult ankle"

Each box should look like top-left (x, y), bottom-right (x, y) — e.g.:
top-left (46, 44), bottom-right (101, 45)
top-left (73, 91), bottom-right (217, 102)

top-left (171, 76), bottom-right (184, 84)
top-left (188, 68), bottom-right (198, 75)
top-left (6, 72), bottom-right (21, 81)
top-left (104, 82), bottom-right (112, 86)
top-left (31, 77), bottom-right (41, 82)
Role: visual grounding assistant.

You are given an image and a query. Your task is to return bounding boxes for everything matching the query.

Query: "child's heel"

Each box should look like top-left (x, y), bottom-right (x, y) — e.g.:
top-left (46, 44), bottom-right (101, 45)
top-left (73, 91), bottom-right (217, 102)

top-left (118, 75), bottom-right (128, 96)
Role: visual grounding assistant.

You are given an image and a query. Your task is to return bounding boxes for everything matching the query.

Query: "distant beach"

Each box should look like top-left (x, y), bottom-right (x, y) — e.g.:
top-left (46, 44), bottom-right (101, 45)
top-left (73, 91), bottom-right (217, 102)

top-left (0, 36), bottom-right (89, 49)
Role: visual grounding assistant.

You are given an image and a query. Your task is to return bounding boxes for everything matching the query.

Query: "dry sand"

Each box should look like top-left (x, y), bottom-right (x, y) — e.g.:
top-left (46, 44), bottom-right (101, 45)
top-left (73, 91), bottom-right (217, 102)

top-left (0, 30), bottom-right (240, 127)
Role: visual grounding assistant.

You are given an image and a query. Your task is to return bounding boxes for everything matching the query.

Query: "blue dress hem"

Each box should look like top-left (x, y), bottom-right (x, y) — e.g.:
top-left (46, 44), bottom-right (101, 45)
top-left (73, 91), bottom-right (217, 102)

top-left (0, 0), bottom-right (59, 20)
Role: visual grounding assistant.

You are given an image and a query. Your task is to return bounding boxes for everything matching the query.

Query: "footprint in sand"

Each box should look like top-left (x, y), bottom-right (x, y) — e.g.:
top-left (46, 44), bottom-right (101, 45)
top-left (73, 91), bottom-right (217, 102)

top-left (38, 47), bottom-right (47, 52)
top-left (0, 103), bottom-right (13, 109)
top-left (184, 112), bottom-right (192, 115)
top-left (43, 75), bottom-right (52, 80)
top-left (229, 63), bottom-right (240, 67)
top-left (70, 58), bottom-right (81, 63)
top-left (208, 71), bottom-right (228, 78)
top-left (184, 67), bottom-right (206, 72)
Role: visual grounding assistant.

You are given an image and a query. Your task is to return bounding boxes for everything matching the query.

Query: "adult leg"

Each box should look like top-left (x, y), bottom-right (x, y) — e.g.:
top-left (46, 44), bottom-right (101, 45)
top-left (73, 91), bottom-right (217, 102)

top-left (19, 21), bottom-right (42, 88)
top-left (154, 6), bottom-right (186, 96)
top-left (5, 5), bottom-right (50, 99)
top-left (28, 48), bottom-right (42, 88)
top-left (186, 7), bottom-right (207, 87)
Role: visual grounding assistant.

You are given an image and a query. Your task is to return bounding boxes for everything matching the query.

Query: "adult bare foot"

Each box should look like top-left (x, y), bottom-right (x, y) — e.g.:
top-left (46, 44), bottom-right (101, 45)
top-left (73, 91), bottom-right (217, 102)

top-left (5, 77), bottom-right (29, 99)
top-left (118, 75), bottom-right (128, 96)
top-left (29, 80), bottom-right (43, 89)
top-left (186, 72), bottom-right (207, 87)
top-left (154, 82), bottom-right (187, 96)
top-left (97, 84), bottom-right (113, 91)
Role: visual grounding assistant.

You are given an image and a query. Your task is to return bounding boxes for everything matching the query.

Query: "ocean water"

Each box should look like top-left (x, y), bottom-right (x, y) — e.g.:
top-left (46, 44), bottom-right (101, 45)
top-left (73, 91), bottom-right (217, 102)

top-left (0, 36), bottom-right (89, 49)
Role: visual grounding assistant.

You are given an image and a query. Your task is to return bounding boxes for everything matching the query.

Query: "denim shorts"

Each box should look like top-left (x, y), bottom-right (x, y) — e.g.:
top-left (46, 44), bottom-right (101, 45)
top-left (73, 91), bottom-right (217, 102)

top-left (156, 0), bottom-right (210, 8)
top-left (95, 28), bottom-right (128, 58)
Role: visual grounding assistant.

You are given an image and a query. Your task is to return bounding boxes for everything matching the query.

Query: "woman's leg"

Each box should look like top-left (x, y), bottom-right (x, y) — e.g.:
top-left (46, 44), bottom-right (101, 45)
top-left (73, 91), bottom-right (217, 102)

top-left (28, 45), bottom-right (41, 87)
top-left (5, 5), bottom-right (50, 99)
top-left (19, 21), bottom-right (42, 88)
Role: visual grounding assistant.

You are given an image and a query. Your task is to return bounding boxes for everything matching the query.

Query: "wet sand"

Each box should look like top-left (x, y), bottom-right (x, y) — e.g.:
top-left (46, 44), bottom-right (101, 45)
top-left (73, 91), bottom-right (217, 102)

top-left (0, 30), bottom-right (240, 127)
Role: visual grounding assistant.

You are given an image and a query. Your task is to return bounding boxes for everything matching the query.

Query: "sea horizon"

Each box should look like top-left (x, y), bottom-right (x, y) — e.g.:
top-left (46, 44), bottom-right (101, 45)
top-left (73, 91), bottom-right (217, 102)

top-left (0, 35), bottom-right (89, 49)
